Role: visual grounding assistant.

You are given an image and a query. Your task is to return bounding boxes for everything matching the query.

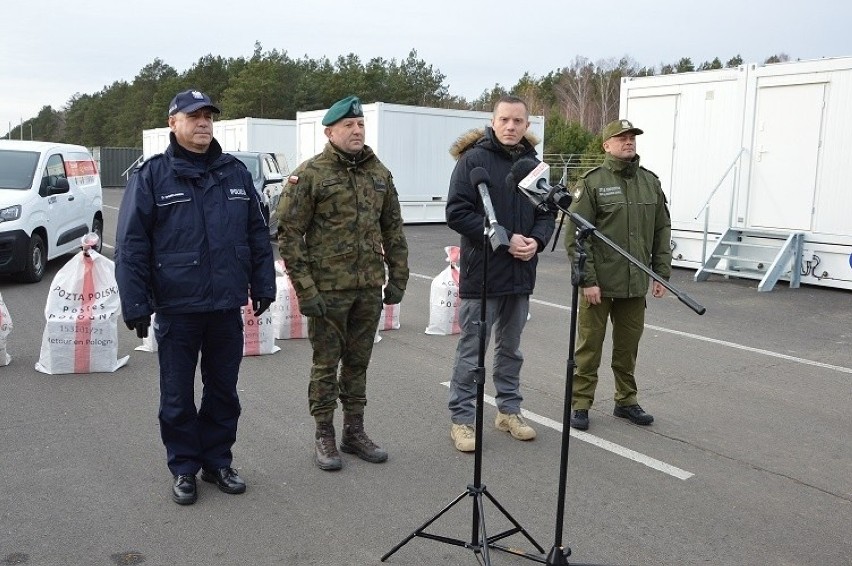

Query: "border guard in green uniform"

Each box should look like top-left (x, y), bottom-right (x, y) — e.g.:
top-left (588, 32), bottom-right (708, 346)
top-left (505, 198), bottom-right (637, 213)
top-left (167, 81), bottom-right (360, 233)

top-left (564, 119), bottom-right (672, 431)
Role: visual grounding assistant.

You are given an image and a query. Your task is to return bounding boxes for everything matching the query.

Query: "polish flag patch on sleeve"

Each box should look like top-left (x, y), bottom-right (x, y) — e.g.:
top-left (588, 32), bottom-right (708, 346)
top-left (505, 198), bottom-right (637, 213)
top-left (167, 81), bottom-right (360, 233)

top-left (287, 175), bottom-right (299, 185)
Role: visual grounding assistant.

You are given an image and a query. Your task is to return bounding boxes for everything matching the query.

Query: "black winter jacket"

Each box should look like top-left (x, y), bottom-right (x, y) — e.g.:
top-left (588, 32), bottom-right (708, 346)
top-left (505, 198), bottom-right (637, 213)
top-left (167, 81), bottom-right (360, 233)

top-left (446, 127), bottom-right (555, 299)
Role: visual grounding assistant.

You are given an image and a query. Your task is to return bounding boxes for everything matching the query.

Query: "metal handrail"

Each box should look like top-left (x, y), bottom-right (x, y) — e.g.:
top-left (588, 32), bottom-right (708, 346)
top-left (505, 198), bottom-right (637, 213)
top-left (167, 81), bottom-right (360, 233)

top-left (694, 148), bottom-right (746, 219)
top-left (122, 155), bottom-right (144, 179)
top-left (694, 148), bottom-right (746, 263)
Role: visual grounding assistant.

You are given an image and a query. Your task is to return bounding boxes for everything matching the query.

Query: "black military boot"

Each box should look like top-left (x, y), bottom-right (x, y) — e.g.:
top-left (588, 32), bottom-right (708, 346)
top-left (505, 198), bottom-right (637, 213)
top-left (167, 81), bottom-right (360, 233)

top-left (340, 413), bottom-right (388, 463)
top-left (315, 422), bottom-right (343, 471)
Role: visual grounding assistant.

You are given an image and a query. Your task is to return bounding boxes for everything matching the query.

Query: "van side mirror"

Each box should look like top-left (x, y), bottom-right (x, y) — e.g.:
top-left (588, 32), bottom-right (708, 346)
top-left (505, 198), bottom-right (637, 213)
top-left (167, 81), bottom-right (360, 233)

top-left (47, 176), bottom-right (70, 194)
top-left (263, 174), bottom-right (284, 187)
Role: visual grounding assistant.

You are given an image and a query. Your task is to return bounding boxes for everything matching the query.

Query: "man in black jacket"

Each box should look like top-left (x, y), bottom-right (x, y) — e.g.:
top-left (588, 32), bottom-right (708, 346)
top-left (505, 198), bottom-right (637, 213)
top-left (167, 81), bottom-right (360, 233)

top-left (445, 95), bottom-right (555, 452)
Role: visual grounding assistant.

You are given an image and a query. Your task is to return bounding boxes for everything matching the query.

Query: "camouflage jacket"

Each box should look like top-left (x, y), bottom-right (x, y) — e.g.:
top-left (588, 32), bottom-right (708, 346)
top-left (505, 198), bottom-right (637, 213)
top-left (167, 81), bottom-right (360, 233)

top-left (564, 153), bottom-right (672, 298)
top-left (276, 142), bottom-right (409, 300)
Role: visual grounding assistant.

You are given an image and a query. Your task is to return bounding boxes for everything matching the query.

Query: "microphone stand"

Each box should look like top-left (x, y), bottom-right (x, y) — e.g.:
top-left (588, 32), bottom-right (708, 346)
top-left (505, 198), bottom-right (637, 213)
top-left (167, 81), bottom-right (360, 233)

top-left (540, 205), bottom-right (705, 565)
top-left (382, 213), bottom-right (545, 565)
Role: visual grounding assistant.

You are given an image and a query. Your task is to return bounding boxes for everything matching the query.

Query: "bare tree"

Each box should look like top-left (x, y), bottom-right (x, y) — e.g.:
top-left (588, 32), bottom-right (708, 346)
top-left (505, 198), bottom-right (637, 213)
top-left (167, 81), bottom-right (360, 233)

top-left (594, 57), bottom-right (636, 132)
top-left (554, 56), bottom-right (597, 129)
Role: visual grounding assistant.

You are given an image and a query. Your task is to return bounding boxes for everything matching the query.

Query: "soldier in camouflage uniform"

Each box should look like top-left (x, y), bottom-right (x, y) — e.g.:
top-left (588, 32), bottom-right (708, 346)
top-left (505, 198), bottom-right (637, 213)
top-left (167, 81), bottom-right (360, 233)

top-left (564, 119), bottom-right (672, 431)
top-left (276, 96), bottom-right (409, 471)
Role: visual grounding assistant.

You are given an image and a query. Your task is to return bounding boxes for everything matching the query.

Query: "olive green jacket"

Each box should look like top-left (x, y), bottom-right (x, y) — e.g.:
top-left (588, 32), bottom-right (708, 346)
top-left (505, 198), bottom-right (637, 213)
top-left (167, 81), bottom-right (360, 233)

top-left (276, 143), bottom-right (409, 301)
top-left (564, 153), bottom-right (671, 298)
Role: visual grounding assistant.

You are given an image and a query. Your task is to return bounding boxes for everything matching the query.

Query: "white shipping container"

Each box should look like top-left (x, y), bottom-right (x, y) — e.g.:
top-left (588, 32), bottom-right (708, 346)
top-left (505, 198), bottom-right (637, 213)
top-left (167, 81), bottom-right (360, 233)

top-left (620, 56), bottom-right (852, 290)
top-left (142, 117), bottom-right (297, 172)
top-left (295, 102), bottom-right (545, 223)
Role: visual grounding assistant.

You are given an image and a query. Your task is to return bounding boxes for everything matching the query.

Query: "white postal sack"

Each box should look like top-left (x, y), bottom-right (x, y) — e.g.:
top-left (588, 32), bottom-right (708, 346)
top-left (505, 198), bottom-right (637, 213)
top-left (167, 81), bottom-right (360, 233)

top-left (271, 260), bottom-right (309, 340)
top-left (135, 313), bottom-right (158, 352)
top-left (36, 249), bottom-right (129, 374)
top-left (139, 304), bottom-right (280, 355)
top-left (425, 246), bottom-right (461, 335)
top-left (242, 296), bottom-right (279, 356)
top-left (0, 291), bottom-right (13, 366)
top-left (378, 294), bottom-right (400, 331)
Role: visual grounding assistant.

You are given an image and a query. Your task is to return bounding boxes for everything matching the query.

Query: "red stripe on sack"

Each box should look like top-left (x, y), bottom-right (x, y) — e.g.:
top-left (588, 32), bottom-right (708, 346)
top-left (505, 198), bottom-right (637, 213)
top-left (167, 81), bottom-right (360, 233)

top-left (451, 265), bottom-right (461, 334)
top-left (74, 254), bottom-right (95, 373)
top-left (448, 246), bottom-right (461, 334)
top-left (384, 303), bottom-right (394, 329)
top-left (243, 298), bottom-right (259, 356)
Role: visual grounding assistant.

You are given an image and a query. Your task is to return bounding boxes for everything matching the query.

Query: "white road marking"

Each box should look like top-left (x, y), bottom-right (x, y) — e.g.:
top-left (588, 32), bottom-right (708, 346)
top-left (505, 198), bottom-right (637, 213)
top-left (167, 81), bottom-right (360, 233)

top-left (411, 271), bottom-right (852, 375)
top-left (441, 382), bottom-right (694, 480)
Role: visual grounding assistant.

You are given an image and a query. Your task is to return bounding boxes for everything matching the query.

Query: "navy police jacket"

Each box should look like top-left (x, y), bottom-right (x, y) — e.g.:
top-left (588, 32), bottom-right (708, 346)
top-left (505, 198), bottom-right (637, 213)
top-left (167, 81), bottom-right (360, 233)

top-left (115, 138), bottom-right (276, 321)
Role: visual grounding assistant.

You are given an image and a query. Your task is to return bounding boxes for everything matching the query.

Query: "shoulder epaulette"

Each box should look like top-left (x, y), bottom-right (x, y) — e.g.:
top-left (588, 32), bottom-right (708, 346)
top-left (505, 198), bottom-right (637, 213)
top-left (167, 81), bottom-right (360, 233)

top-left (135, 153), bottom-right (164, 173)
top-left (639, 166), bottom-right (659, 179)
top-left (579, 165), bottom-right (603, 179)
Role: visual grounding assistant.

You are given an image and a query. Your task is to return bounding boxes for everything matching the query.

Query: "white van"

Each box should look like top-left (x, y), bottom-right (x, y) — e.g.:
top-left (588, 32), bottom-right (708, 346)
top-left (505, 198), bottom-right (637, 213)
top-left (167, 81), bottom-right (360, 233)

top-left (0, 140), bottom-right (104, 282)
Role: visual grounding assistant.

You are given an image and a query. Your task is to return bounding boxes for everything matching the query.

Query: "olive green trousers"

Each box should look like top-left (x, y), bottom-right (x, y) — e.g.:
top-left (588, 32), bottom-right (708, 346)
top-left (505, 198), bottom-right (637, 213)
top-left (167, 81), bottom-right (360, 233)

top-left (572, 295), bottom-right (646, 410)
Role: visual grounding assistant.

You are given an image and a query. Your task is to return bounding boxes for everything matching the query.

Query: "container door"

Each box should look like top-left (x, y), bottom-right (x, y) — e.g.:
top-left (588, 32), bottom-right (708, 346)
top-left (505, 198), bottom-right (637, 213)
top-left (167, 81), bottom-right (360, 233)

top-left (747, 83), bottom-right (825, 231)
top-left (626, 94), bottom-right (677, 205)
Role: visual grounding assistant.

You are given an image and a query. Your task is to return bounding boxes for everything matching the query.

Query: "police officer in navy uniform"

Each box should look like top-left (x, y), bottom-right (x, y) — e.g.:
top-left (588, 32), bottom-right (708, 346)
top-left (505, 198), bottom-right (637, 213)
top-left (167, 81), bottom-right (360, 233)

top-left (115, 89), bottom-right (275, 505)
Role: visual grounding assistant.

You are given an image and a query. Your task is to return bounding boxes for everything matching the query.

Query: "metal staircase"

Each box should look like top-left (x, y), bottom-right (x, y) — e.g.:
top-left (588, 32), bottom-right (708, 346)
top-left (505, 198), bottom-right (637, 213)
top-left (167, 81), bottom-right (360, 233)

top-left (695, 228), bottom-right (804, 292)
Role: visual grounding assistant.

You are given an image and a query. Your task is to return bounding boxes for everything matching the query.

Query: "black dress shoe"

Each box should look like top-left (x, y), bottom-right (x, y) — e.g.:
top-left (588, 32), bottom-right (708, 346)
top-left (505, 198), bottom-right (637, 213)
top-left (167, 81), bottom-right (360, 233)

top-left (172, 474), bottom-right (197, 505)
top-left (613, 404), bottom-right (654, 425)
top-left (570, 409), bottom-right (589, 430)
top-left (200, 467), bottom-right (246, 494)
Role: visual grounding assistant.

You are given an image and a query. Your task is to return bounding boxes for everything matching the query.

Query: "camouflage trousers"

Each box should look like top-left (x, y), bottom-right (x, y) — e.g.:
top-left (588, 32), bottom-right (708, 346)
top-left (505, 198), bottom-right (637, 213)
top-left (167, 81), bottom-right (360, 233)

top-left (308, 288), bottom-right (383, 422)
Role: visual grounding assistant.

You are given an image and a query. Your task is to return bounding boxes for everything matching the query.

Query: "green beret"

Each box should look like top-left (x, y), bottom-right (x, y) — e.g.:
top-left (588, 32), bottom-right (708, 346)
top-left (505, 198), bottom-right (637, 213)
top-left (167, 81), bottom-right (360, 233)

top-left (322, 95), bottom-right (364, 126)
top-left (602, 119), bottom-right (644, 141)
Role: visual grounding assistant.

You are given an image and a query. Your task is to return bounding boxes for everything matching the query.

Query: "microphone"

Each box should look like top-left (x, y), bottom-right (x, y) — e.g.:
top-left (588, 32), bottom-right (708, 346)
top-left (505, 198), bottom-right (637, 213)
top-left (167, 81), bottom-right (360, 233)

top-left (469, 167), bottom-right (510, 252)
top-left (511, 158), bottom-right (573, 211)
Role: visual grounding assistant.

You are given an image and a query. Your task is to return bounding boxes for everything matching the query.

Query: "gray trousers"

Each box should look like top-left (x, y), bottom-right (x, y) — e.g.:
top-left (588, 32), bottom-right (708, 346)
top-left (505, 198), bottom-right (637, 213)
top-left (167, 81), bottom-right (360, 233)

top-left (448, 295), bottom-right (529, 424)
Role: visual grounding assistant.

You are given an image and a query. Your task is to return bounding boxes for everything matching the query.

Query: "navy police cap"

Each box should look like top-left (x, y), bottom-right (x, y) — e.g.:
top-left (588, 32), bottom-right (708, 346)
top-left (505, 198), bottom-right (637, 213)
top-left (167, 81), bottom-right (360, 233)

top-left (168, 89), bottom-right (221, 116)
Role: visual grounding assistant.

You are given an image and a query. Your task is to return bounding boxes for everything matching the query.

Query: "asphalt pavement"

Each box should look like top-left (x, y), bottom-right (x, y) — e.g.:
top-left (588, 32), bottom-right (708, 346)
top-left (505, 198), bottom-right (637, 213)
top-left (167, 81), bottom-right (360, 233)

top-left (0, 187), bottom-right (850, 566)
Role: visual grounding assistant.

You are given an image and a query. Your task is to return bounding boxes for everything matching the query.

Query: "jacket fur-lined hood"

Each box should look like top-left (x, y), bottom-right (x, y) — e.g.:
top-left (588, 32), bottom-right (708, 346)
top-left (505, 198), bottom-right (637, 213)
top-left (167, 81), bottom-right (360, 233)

top-left (448, 127), bottom-right (540, 160)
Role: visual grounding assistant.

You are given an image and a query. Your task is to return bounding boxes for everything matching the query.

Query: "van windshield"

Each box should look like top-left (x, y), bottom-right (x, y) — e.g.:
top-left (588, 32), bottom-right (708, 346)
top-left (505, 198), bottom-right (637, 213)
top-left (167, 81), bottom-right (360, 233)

top-left (0, 150), bottom-right (39, 190)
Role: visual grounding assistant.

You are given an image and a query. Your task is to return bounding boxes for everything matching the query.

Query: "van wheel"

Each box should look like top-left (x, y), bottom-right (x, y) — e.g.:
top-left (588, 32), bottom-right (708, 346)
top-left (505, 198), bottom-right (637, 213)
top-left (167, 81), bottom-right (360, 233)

top-left (18, 233), bottom-right (46, 283)
top-left (91, 217), bottom-right (104, 253)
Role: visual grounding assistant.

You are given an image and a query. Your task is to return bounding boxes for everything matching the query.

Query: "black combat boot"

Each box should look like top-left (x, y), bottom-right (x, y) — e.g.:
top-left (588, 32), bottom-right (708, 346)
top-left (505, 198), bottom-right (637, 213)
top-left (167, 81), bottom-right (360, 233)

top-left (340, 413), bottom-right (388, 463)
top-left (315, 422), bottom-right (343, 471)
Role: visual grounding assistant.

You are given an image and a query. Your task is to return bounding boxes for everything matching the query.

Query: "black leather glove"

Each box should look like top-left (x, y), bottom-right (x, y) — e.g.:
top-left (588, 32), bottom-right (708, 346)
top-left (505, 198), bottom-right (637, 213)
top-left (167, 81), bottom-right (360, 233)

top-left (298, 294), bottom-right (327, 318)
top-left (383, 281), bottom-right (405, 305)
top-left (125, 316), bottom-right (151, 339)
top-left (252, 297), bottom-right (273, 317)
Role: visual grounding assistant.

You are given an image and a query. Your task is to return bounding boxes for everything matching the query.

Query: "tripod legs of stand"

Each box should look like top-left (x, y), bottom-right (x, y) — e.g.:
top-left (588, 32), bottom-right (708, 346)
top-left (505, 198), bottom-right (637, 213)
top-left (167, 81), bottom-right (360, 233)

top-left (382, 217), bottom-right (544, 565)
top-left (380, 481), bottom-right (546, 564)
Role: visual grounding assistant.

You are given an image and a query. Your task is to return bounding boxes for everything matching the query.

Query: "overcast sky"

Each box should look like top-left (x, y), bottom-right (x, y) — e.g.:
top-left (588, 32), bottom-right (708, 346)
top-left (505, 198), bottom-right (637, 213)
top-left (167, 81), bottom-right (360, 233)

top-left (2, 0), bottom-right (850, 138)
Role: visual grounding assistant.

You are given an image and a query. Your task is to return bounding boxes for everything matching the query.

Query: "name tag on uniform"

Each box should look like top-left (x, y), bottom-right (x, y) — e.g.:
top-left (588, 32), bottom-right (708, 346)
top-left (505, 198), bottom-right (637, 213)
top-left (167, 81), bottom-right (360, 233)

top-left (156, 191), bottom-right (191, 206)
top-left (373, 178), bottom-right (387, 192)
top-left (597, 186), bottom-right (623, 197)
